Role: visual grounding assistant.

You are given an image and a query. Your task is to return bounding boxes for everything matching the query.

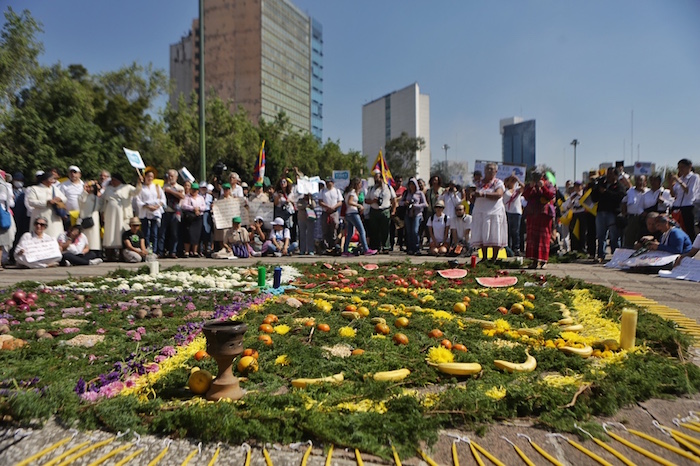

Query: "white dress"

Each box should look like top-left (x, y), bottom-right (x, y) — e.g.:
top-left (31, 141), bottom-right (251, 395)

top-left (471, 178), bottom-right (508, 248)
top-left (0, 181), bottom-right (16, 251)
top-left (101, 183), bottom-right (142, 248)
top-left (78, 191), bottom-right (101, 251)
top-left (25, 183), bottom-right (67, 239)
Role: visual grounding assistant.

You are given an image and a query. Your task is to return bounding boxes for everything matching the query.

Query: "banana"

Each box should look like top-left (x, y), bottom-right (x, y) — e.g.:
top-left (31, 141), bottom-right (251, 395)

top-left (373, 368), bottom-right (411, 382)
top-left (493, 350), bottom-right (537, 373)
top-left (560, 324), bottom-right (584, 332)
top-left (561, 309), bottom-right (571, 318)
top-left (291, 372), bottom-right (344, 388)
top-left (558, 345), bottom-right (593, 358)
top-left (593, 339), bottom-right (620, 351)
top-left (436, 362), bottom-right (482, 376)
top-left (371, 317), bottom-right (387, 325)
top-left (341, 311), bottom-right (361, 320)
top-left (558, 317), bottom-right (574, 325)
top-left (549, 302), bottom-right (568, 310)
top-left (465, 318), bottom-right (496, 329)
top-left (517, 327), bottom-right (544, 336)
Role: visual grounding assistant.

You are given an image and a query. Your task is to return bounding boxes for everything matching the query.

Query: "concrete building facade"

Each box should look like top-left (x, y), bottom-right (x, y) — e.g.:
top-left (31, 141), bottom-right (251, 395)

top-left (362, 83), bottom-right (431, 181)
top-left (169, 0), bottom-right (322, 138)
top-left (500, 117), bottom-right (536, 168)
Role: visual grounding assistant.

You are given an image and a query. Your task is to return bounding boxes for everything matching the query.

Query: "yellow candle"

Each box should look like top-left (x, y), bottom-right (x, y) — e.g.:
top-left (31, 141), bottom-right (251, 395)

top-left (620, 308), bottom-right (638, 350)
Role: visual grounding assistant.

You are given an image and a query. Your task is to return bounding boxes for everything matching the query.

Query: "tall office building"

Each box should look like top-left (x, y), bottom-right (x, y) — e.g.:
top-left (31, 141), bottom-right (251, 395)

top-left (500, 117), bottom-right (536, 167)
top-left (170, 0), bottom-right (322, 139)
top-left (362, 83), bottom-right (431, 181)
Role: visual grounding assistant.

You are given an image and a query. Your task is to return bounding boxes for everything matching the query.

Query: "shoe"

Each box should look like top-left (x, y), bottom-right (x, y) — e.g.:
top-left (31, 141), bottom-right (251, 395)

top-left (274, 252), bottom-right (282, 258)
top-left (381, 249), bottom-right (390, 255)
top-left (413, 251), bottom-right (423, 256)
top-left (89, 258), bottom-right (103, 265)
top-left (307, 252), bottom-right (315, 256)
top-left (342, 252), bottom-right (353, 257)
top-left (364, 249), bottom-right (378, 256)
top-left (64, 261), bottom-right (72, 267)
top-left (251, 251), bottom-right (262, 257)
top-left (539, 262), bottom-right (547, 269)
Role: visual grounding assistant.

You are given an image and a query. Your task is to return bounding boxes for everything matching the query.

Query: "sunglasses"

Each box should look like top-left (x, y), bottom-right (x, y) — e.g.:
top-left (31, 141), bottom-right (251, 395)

top-left (35, 222), bottom-right (48, 227)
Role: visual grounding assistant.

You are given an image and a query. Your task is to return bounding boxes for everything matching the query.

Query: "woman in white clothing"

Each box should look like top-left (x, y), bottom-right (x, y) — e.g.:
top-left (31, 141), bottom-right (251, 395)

top-left (135, 168), bottom-right (165, 251)
top-left (101, 173), bottom-right (142, 261)
top-left (78, 181), bottom-right (102, 256)
top-left (15, 216), bottom-right (62, 268)
top-left (471, 163), bottom-right (508, 260)
top-left (25, 171), bottom-right (67, 239)
top-left (0, 171), bottom-right (16, 269)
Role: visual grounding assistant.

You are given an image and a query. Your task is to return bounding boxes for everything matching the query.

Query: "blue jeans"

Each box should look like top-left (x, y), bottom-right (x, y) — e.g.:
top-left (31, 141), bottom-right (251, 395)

top-left (595, 210), bottom-right (619, 259)
top-left (159, 211), bottom-right (180, 256)
top-left (405, 213), bottom-right (423, 253)
top-left (266, 241), bottom-right (298, 255)
top-left (506, 212), bottom-right (521, 252)
top-left (344, 212), bottom-right (369, 253)
top-left (141, 217), bottom-right (160, 251)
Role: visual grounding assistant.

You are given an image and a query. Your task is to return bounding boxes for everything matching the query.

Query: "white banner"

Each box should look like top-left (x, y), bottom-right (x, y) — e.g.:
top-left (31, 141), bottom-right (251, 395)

top-left (212, 197), bottom-right (274, 229)
top-left (23, 239), bottom-right (62, 263)
top-left (123, 148), bottom-right (145, 169)
top-left (474, 160), bottom-right (527, 183)
top-left (633, 162), bottom-right (653, 176)
top-left (332, 170), bottom-right (351, 191)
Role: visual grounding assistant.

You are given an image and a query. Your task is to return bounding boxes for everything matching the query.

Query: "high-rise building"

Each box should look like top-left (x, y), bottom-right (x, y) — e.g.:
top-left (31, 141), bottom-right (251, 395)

top-left (500, 117), bottom-right (536, 167)
top-left (169, 0), bottom-right (322, 139)
top-left (362, 83), bottom-right (431, 181)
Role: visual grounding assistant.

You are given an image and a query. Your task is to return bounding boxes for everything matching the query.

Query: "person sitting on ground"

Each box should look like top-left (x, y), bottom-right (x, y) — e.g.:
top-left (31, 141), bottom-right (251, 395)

top-left (644, 214), bottom-right (692, 255)
top-left (449, 203), bottom-right (472, 256)
top-left (675, 234), bottom-right (700, 266)
top-left (122, 217), bottom-right (148, 263)
top-left (247, 215), bottom-right (267, 256)
top-left (263, 217), bottom-right (298, 257)
top-left (427, 200), bottom-right (450, 256)
top-left (634, 212), bottom-right (661, 249)
top-left (212, 216), bottom-right (250, 259)
top-left (58, 225), bottom-right (102, 266)
top-left (15, 216), bottom-right (62, 268)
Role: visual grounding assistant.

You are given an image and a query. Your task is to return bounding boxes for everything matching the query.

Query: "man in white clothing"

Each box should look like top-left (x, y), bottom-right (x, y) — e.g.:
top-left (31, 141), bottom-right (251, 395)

top-left (60, 165), bottom-right (85, 229)
top-left (319, 177), bottom-right (343, 253)
top-left (439, 180), bottom-right (462, 220)
top-left (621, 175), bottom-right (649, 248)
top-left (449, 203), bottom-right (472, 256)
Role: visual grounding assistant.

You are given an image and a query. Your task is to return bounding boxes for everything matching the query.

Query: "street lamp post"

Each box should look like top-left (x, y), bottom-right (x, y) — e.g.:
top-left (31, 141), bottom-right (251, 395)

top-left (442, 144), bottom-right (450, 169)
top-left (570, 139), bottom-right (579, 181)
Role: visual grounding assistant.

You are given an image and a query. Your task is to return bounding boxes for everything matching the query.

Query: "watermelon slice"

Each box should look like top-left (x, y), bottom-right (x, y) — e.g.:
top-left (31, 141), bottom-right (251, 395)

top-left (362, 264), bottom-right (379, 271)
top-left (475, 276), bottom-right (518, 288)
top-left (437, 269), bottom-right (468, 279)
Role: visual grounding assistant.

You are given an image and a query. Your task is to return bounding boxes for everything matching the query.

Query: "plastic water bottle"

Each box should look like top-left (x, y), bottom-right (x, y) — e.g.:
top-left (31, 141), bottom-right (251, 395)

top-left (257, 266), bottom-right (266, 287)
top-left (273, 266), bottom-right (282, 288)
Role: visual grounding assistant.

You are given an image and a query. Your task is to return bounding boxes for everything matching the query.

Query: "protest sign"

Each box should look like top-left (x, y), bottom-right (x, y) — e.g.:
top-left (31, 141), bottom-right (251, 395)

top-left (474, 160), bottom-right (527, 183)
top-left (23, 239), bottom-right (62, 264)
top-left (211, 198), bottom-right (241, 230)
top-left (123, 148), bottom-right (145, 169)
top-left (333, 170), bottom-right (350, 191)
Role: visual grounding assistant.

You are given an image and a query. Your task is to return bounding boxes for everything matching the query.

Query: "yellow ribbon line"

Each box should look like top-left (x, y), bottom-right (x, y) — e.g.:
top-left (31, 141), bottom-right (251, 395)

top-left (682, 423), bottom-right (700, 434)
top-left (417, 449), bottom-right (438, 466)
top-left (390, 444), bottom-right (400, 466)
top-left (607, 431), bottom-right (677, 466)
top-left (301, 444), bottom-right (312, 466)
top-left (469, 442), bottom-right (485, 466)
top-left (590, 437), bottom-right (635, 466)
top-left (505, 442), bottom-right (536, 466)
top-left (471, 441), bottom-right (506, 466)
top-left (628, 428), bottom-right (700, 463)
top-left (672, 433), bottom-right (700, 458)
top-left (180, 448), bottom-right (199, 466)
top-left (87, 443), bottom-right (133, 466)
top-left (452, 441), bottom-right (460, 466)
top-left (208, 446), bottom-right (221, 466)
top-left (41, 441), bottom-right (90, 466)
top-left (55, 437), bottom-right (115, 466)
top-left (147, 445), bottom-right (169, 466)
top-left (355, 448), bottom-right (364, 466)
top-left (262, 446), bottom-right (272, 466)
top-left (15, 436), bottom-right (72, 466)
top-left (565, 438), bottom-right (613, 466)
top-left (528, 440), bottom-right (564, 466)
top-left (114, 447), bottom-right (144, 466)
top-left (667, 427), bottom-right (700, 447)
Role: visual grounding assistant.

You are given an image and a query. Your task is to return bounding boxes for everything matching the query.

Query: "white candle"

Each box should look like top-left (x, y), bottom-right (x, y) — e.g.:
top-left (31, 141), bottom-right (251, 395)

top-left (149, 260), bottom-right (160, 276)
top-left (620, 308), bottom-right (638, 350)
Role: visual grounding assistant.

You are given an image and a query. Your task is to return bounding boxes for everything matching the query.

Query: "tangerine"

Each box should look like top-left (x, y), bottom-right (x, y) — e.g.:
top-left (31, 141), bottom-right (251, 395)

top-left (351, 348), bottom-right (365, 356)
top-left (395, 317), bottom-right (409, 328)
top-left (317, 323), bottom-right (331, 332)
top-left (440, 339), bottom-right (453, 350)
top-left (393, 333), bottom-right (409, 345)
top-left (428, 329), bottom-right (444, 339)
top-left (259, 323), bottom-right (274, 333)
top-left (453, 343), bottom-right (468, 352)
top-left (194, 350), bottom-right (209, 361)
top-left (258, 334), bottom-right (273, 345)
top-left (344, 304), bottom-right (357, 312)
top-left (374, 323), bottom-right (390, 335)
top-left (243, 348), bottom-right (259, 359)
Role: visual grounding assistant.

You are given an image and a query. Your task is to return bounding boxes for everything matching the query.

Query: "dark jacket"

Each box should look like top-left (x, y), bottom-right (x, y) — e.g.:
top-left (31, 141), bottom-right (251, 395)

top-left (590, 178), bottom-right (625, 214)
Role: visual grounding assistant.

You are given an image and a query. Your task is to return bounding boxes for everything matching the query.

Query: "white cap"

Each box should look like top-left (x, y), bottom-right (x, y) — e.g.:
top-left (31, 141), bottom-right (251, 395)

top-left (241, 182), bottom-right (249, 188)
top-left (254, 215), bottom-right (264, 223)
top-left (68, 165), bottom-right (81, 173)
top-left (207, 184), bottom-right (214, 191)
top-left (35, 170), bottom-right (45, 178)
top-left (272, 217), bottom-right (285, 226)
top-left (373, 168), bottom-right (381, 175)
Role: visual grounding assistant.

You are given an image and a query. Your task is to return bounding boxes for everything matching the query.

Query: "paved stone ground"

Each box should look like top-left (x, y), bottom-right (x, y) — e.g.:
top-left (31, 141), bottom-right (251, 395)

top-left (1, 254), bottom-right (699, 465)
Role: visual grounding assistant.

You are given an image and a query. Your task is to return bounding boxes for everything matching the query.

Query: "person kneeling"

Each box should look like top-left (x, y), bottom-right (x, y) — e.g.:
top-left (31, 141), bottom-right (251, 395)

top-left (212, 216), bottom-right (250, 259)
top-left (58, 225), bottom-right (102, 266)
top-left (122, 217), bottom-right (148, 263)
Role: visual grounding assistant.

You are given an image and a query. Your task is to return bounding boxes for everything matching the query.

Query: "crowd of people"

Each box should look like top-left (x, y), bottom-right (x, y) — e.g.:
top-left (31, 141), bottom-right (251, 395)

top-left (0, 158), bottom-right (698, 269)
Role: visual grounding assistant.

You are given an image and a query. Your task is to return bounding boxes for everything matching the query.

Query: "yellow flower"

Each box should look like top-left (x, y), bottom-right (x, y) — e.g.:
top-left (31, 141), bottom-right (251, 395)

top-left (275, 354), bottom-right (290, 366)
top-left (541, 374), bottom-right (584, 388)
top-left (494, 319), bottom-right (511, 332)
top-left (274, 324), bottom-right (291, 335)
top-left (338, 326), bottom-right (357, 338)
top-left (485, 386), bottom-right (507, 400)
top-left (426, 346), bottom-right (455, 364)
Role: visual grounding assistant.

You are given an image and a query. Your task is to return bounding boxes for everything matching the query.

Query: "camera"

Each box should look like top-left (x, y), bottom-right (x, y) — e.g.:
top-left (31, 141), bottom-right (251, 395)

top-left (377, 195), bottom-right (384, 206)
top-left (213, 161), bottom-right (227, 176)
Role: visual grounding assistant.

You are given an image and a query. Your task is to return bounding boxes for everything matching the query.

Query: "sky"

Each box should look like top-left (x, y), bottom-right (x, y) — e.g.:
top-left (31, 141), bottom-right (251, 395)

top-left (4, 0), bottom-right (700, 182)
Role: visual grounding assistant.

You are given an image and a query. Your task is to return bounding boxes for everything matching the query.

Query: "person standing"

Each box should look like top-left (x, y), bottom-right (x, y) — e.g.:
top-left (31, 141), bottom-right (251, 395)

top-left (319, 177), bottom-right (343, 254)
top-left (471, 163), bottom-right (508, 261)
top-left (0, 171), bottom-right (16, 270)
top-left (342, 177), bottom-right (377, 256)
top-left (59, 165), bottom-right (84, 229)
top-left (366, 169), bottom-right (396, 254)
top-left (424, 176), bottom-right (443, 247)
top-left (135, 168), bottom-right (165, 251)
top-left (78, 181), bottom-right (102, 258)
top-left (440, 180), bottom-right (462, 221)
top-left (180, 182), bottom-right (206, 257)
top-left (670, 158), bottom-right (698, 240)
top-left (101, 173), bottom-right (142, 262)
top-left (391, 176), bottom-right (406, 252)
top-left (621, 175), bottom-right (649, 248)
top-left (159, 169), bottom-right (185, 258)
top-left (590, 167), bottom-right (626, 262)
top-left (296, 193), bottom-right (316, 255)
top-left (644, 175), bottom-right (673, 215)
top-left (561, 181), bottom-right (587, 254)
top-left (401, 178), bottom-right (428, 255)
top-left (25, 170), bottom-right (67, 240)
top-left (523, 172), bottom-right (556, 269)
top-left (503, 175), bottom-right (523, 256)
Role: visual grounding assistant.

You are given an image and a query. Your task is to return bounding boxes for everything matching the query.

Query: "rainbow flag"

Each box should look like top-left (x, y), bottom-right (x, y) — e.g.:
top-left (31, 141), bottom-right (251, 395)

top-left (254, 140), bottom-right (266, 184)
top-left (372, 150), bottom-right (394, 186)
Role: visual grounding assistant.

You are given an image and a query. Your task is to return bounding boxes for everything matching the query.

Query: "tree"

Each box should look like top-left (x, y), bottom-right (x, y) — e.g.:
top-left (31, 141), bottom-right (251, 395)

top-left (0, 7), bottom-right (43, 108)
top-left (383, 132), bottom-right (425, 179)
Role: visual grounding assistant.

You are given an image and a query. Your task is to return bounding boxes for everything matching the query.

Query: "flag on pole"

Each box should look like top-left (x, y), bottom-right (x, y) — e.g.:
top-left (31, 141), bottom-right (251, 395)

top-left (254, 140), bottom-right (266, 185)
top-left (572, 219), bottom-right (580, 240)
top-left (372, 150), bottom-right (394, 186)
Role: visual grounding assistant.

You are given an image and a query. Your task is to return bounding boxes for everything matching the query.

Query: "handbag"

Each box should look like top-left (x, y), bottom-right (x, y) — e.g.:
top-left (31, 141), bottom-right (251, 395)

top-left (52, 187), bottom-right (69, 219)
top-left (0, 207), bottom-right (10, 231)
top-left (80, 194), bottom-right (97, 229)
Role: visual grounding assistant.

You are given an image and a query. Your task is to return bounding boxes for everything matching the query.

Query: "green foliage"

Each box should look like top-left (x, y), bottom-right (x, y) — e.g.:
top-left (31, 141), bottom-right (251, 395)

top-left (384, 132), bottom-right (425, 179)
top-left (0, 7), bottom-right (43, 107)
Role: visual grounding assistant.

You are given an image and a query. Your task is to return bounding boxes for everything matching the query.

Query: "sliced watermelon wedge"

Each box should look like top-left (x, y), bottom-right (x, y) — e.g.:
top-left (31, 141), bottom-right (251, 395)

top-left (475, 276), bottom-right (518, 287)
top-left (437, 269), bottom-right (468, 279)
top-left (362, 263), bottom-right (379, 271)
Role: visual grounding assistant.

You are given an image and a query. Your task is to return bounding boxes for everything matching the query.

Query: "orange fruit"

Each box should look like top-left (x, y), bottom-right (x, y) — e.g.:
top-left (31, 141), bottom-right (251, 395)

top-left (462, 296), bottom-right (471, 303)
top-left (453, 302), bottom-right (467, 313)
top-left (395, 317), bottom-right (409, 328)
top-left (243, 348), bottom-right (259, 359)
top-left (525, 294), bottom-right (536, 301)
top-left (510, 303), bottom-right (524, 315)
top-left (524, 312), bottom-right (534, 320)
top-left (428, 329), bottom-right (444, 339)
top-left (258, 334), bottom-right (273, 345)
top-left (453, 343), bottom-right (468, 352)
top-left (497, 306), bottom-right (509, 315)
top-left (259, 323), bottom-right (274, 333)
top-left (262, 316), bottom-right (275, 324)
top-left (374, 323), bottom-right (390, 335)
top-left (194, 350), bottom-right (209, 361)
top-left (187, 369), bottom-right (213, 395)
top-left (479, 292), bottom-right (489, 298)
top-left (237, 355), bottom-right (259, 374)
top-left (304, 319), bottom-right (316, 327)
top-left (351, 348), bottom-right (365, 356)
top-left (440, 339), bottom-right (452, 350)
top-left (392, 333), bottom-right (409, 345)
top-left (357, 306), bottom-right (370, 317)
top-left (317, 323), bottom-right (330, 332)
top-left (265, 314), bottom-right (279, 323)
top-left (344, 304), bottom-right (357, 312)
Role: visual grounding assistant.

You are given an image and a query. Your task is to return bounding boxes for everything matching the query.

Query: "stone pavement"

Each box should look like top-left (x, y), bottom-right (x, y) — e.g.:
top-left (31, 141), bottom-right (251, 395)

top-left (1, 255), bottom-right (699, 465)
